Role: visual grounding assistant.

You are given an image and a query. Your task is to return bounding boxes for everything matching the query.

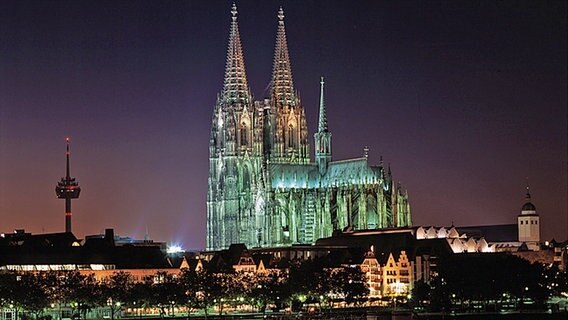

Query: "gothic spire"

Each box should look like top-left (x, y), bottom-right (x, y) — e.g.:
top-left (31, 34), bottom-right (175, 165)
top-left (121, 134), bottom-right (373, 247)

top-left (318, 77), bottom-right (328, 132)
top-left (314, 76), bottom-right (332, 175)
top-left (223, 3), bottom-right (250, 104)
top-left (271, 7), bottom-right (295, 106)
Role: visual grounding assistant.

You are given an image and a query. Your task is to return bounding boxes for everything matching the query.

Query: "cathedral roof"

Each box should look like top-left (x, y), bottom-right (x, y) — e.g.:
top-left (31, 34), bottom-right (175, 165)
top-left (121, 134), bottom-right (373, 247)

top-left (323, 158), bottom-right (380, 185)
top-left (269, 157), bottom-right (390, 189)
top-left (269, 163), bottom-right (318, 189)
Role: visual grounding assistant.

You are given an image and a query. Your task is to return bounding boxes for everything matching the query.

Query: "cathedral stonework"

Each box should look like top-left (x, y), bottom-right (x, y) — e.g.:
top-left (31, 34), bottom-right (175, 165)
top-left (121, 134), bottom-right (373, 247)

top-left (207, 5), bottom-right (411, 251)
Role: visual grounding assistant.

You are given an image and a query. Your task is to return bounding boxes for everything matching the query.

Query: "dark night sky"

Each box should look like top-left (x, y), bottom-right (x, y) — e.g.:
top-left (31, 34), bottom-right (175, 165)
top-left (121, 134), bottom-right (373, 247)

top-left (0, 0), bottom-right (566, 249)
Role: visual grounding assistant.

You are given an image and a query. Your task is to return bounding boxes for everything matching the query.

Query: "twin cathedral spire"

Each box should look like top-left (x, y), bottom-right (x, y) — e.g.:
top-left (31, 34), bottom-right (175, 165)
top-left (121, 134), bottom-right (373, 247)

top-left (271, 7), bottom-right (295, 107)
top-left (222, 3), bottom-right (250, 105)
top-left (223, 4), bottom-right (295, 106)
top-left (218, 4), bottom-right (323, 165)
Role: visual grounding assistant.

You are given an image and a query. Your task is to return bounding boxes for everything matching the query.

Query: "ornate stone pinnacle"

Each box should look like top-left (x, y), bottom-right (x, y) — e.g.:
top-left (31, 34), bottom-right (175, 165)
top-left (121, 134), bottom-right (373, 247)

top-left (231, 2), bottom-right (237, 21)
top-left (278, 6), bottom-right (284, 24)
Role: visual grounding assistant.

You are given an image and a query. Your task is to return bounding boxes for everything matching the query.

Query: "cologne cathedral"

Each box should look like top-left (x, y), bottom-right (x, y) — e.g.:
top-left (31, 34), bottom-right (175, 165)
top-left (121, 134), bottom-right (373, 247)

top-left (207, 5), bottom-right (411, 251)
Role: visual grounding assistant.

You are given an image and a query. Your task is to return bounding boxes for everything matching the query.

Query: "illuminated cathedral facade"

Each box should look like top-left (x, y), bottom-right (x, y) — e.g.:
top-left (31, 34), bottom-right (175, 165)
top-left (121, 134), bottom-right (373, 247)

top-left (207, 5), bottom-right (411, 251)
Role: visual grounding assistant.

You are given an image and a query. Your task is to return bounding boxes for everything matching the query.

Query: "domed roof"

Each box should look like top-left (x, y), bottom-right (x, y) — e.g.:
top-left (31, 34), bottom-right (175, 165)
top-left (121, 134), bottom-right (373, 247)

top-left (521, 185), bottom-right (536, 212)
top-left (522, 201), bottom-right (536, 211)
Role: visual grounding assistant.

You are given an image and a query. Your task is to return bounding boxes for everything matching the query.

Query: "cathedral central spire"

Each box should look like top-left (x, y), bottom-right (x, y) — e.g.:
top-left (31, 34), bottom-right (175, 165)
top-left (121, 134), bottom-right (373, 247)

top-left (318, 77), bottom-right (328, 132)
top-left (223, 3), bottom-right (250, 104)
top-left (271, 6), bottom-right (295, 106)
top-left (315, 77), bottom-right (332, 175)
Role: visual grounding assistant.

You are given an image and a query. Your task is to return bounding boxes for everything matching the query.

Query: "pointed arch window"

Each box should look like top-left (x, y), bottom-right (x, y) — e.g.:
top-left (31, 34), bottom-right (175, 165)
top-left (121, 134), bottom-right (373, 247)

top-left (242, 165), bottom-right (251, 191)
top-left (366, 194), bottom-right (377, 229)
top-left (287, 123), bottom-right (295, 148)
top-left (240, 122), bottom-right (248, 146)
top-left (320, 136), bottom-right (326, 153)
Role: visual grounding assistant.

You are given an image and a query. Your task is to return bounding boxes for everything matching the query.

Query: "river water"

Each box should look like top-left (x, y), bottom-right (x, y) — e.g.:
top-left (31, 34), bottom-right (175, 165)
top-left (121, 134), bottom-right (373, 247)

top-left (364, 312), bottom-right (568, 320)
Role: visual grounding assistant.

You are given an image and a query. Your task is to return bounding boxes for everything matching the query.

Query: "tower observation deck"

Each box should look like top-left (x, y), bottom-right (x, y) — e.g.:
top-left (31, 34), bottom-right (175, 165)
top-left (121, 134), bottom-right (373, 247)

top-left (55, 138), bottom-right (81, 233)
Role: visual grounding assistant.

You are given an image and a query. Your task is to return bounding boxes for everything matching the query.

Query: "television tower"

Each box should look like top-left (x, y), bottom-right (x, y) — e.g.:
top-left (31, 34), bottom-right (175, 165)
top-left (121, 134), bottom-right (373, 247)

top-left (55, 137), bottom-right (81, 233)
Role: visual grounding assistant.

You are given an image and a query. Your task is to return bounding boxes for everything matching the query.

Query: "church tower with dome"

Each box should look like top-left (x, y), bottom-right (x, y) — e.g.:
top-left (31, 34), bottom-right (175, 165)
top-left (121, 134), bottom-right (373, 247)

top-left (517, 185), bottom-right (540, 250)
top-left (206, 4), bottom-right (411, 251)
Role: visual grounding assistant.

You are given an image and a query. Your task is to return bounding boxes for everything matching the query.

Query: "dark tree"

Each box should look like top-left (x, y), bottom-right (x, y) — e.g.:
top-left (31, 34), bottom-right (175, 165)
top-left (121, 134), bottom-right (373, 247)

top-left (248, 271), bottom-right (286, 313)
top-left (179, 268), bottom-right (219, 317)
top-left (128, 280), bottom-right (153, 315)
top-left (0, 272), bottom-right (14, 308)
top-left (146, 271), bottom-right (185, 318)
top-left (17, 273), bottom-right (51, 320)
top-left (100, 271), bottom-right (133, 320)
top-left (210, 272), bottom-right (235, 315)
top-left (410, 280), bottom-right (431, 308)
top-left (336, 266), bottom-right (368, 306)
top-left (0, 272), bottom-right (24, 320)
top-left (428, 276), bottom-right (451, 312)
top-left (56, 271), bottom-right (85, 318)
top-left (77, 274), bottom-right (105, 319)
top-left (545, 265), bottom-right (567, 297)
top-left (289, 259), bottom-right (326, 305)
top-left (431, 253), bottom-right (553, 311)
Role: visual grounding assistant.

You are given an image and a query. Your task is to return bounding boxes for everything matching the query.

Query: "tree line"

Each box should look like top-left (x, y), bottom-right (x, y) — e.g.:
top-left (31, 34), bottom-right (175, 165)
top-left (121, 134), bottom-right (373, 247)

top-left (0, 259), bottom-right (368, 319)
top-left (410, 254), bottom-right (567, 312)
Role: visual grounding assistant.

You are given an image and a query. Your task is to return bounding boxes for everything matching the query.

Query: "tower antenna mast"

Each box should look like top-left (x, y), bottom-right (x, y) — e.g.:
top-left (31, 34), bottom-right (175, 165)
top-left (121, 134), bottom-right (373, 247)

top-left (55, 137), bottom-right (81, 233)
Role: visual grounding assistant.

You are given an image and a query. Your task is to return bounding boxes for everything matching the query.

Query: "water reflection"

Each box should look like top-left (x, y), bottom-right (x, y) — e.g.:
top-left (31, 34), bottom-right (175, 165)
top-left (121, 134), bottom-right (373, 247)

top-left (363, 312), bottom-right (567, 320)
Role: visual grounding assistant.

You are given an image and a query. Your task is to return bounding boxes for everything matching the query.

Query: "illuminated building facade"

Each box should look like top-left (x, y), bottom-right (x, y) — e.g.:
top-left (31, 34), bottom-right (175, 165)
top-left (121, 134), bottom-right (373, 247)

top-left (360, 249), bottom-right (382, 298)
top-left (517, 186), bottom-right (540, 251)
top-left (360, 249), bottom-right (414, 298)
top-left (415, 186), bottom-right (542, 253)
top-left (207, 5), bottom-right (411, 251)
top-left (382, 250), bottom-right (413, 297)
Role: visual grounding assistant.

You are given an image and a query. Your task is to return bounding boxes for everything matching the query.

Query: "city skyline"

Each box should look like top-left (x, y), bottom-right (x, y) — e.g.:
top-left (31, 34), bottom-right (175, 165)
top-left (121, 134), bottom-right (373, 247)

top-left (0, 0), bottom-right (566, 249)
